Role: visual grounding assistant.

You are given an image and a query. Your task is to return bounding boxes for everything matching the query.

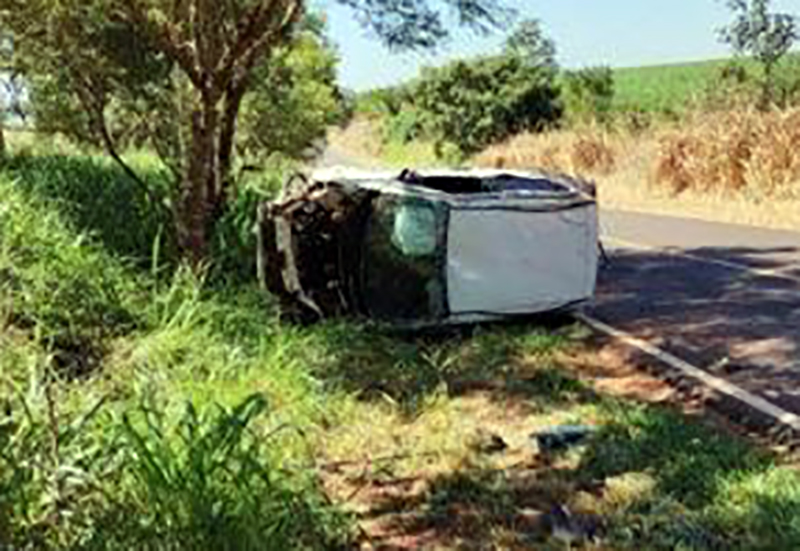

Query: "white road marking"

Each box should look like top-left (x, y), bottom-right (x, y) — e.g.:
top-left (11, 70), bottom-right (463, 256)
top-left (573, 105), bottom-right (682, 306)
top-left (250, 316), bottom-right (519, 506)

top-left (575, 312), bottom-right (800, 432)
top-left (603, 236), bottom-right (800, 285)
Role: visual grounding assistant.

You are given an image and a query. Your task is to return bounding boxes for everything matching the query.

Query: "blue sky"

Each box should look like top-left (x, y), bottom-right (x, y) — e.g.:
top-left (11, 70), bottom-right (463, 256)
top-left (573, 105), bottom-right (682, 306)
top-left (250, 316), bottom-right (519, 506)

top-left (318, 0), bottom-right (800, 91)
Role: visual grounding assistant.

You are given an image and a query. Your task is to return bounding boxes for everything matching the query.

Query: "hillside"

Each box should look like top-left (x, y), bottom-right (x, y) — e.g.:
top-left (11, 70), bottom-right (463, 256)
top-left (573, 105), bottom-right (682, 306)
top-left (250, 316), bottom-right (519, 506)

top-left (612, 53), bottom-right (800, 113)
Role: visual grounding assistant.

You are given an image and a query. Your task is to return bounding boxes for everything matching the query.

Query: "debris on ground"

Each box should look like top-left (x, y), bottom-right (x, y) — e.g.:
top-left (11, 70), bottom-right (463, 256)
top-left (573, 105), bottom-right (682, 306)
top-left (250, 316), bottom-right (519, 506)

top-left (530, 425), bottom-right (598, 453)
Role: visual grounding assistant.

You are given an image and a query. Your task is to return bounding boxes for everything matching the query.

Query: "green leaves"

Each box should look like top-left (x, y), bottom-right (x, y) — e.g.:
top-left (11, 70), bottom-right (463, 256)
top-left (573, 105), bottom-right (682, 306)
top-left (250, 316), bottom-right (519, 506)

top-left (720, 0), bottom-right (797, 106)
top-left (0, 381), bottom-right (351, 549)
top-left (410, 52), bottom-right (562, 158)
top-left (564, 66), bottom-right (615, 124)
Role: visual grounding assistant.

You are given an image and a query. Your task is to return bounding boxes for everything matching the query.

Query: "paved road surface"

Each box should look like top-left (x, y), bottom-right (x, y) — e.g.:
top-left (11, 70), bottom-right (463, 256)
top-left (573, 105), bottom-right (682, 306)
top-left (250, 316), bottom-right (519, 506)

top-left (316, 148), bottom-right (800, 422)
top-left (595, 210), bottom-right (800, 418)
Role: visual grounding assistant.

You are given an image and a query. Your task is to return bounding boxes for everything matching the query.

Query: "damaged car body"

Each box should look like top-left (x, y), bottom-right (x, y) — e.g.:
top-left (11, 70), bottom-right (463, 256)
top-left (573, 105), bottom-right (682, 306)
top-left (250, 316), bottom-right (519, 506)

top-left (257, 168), bottom-right (599, 326)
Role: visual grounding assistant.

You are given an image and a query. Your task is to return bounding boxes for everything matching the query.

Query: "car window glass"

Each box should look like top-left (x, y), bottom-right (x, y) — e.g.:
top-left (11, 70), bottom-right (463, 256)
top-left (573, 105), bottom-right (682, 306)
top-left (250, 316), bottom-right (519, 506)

top-left (363, 195), bottom-right (445, 321)
top-left (392, 202), bottom-right (437, 256)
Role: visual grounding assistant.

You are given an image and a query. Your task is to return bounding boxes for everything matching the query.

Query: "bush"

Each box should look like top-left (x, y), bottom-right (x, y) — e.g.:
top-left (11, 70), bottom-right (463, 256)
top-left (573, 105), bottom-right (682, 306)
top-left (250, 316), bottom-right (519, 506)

top-left (0, 386), bottom-right (350, 549)
top-left (563, 66), bottom-right (615, 124)
top-left (353, 86), bottom-right (410, 118)
top-left (381, 109), bottom-right (425, 145)
top-left (410, 54), bottom-right (562, 158)
top-left (210, 160), bottom-right (293, 283)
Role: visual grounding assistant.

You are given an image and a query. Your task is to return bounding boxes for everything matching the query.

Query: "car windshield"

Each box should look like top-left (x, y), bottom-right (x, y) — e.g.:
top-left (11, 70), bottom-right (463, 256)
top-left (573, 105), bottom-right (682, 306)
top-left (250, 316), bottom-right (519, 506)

top-left (361, 194), bottom-right (447, 321)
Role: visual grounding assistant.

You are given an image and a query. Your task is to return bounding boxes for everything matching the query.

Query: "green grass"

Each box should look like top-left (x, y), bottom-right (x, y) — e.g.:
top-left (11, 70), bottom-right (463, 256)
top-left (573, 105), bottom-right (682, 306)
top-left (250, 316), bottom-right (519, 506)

top-left (3, 152), bottom-right (800, 549)
top-left (612, 58), bottom-right (733, 114)
top-left (612, 54), bottom-right (800, 115)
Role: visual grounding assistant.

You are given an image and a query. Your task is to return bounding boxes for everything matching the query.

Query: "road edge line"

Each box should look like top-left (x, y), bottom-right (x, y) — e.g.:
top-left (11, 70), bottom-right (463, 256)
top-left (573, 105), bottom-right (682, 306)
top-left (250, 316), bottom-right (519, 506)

top-left (575, 311), bottom-right (800, 432)
top-left (603, 236), bottom-right (800, 284)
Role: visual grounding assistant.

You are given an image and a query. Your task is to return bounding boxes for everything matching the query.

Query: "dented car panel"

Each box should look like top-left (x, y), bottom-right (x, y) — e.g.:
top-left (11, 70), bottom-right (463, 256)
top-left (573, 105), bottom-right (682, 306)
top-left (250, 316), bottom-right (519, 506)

top-left (257, 168), bottom-right (599, 326)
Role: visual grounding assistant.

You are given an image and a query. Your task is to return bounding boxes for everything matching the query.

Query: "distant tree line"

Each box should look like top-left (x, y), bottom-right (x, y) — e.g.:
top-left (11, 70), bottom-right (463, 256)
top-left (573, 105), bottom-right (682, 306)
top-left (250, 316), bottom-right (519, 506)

top-left (355, 19), bottom-right (616, 160)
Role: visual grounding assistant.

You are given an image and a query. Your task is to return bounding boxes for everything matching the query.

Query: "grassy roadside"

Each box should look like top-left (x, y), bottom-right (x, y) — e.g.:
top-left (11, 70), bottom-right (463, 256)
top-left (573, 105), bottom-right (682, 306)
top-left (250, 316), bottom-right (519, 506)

top-left (4, 153), bottom-right (800, 549)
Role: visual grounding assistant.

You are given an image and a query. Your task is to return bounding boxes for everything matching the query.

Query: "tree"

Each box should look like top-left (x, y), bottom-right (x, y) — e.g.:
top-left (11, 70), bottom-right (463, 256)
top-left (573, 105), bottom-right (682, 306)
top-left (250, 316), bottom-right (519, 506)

top-left (720, 0), bottom-right (797, 107)
top-left (504, 18), bottom-right (557, 71)
top-left (0, 0), bottom-right (511, 262)
top-left (407, 19), bottom-right (561, 159)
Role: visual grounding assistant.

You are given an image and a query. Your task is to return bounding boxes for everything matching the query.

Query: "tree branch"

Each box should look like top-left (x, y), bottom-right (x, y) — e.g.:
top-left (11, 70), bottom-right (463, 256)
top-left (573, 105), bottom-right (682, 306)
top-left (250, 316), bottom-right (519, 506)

top-left (71, 70), bottom-right (160, 207)
top-left (119, 0), bottom-right (204, 90)
top-left (215, 0), bottom-right (276, 84)
top-left (215, 0), bottom-right (302, 95)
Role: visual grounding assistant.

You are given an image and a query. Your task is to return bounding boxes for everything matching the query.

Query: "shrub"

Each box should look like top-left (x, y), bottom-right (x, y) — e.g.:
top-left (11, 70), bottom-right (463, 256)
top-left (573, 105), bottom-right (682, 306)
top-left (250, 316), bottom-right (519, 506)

top-left (410, 55), bottom-right (562, 158)
top-left (210, 160), bottom-right (293, 283)
top-left (382, 109), bottom-right (425, 145)
top-left (563, 66), bottom-right (615, 124)
top-left (353, 86), bottom-right (410, 118)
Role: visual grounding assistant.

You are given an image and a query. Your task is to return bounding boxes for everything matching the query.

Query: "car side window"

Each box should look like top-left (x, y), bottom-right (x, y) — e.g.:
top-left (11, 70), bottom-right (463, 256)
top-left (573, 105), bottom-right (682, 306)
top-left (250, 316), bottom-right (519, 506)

top-left (362, 195), bottom-right (446, 321)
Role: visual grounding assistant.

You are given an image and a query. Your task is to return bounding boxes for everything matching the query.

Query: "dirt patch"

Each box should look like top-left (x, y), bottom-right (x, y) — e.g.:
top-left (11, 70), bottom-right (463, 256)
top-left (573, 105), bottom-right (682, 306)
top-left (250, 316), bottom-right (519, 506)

top-left (319, 333), bottom-right (777, 549)
top-left (567, 336), bottom-right (800, 455)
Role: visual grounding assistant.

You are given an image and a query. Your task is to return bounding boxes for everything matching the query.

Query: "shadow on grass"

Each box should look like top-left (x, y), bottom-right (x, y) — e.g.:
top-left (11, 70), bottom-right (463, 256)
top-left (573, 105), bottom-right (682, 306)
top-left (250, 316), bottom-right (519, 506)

top-left (305, 317), bottom-right (792, 549)
top-left (305, 314), bottom-right (592, 417)
top-left (3, 154), bottom-right (175, 266)
top-left (354, 401), bottom-right (789, 550)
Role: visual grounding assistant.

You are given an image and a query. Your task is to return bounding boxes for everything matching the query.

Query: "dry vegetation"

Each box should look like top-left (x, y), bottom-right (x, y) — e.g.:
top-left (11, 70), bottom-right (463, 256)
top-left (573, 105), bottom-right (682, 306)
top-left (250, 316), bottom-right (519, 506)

top-left (475, 109), bottom-right (800, 231)
top-left (331, 109), bottom-right (800, 231)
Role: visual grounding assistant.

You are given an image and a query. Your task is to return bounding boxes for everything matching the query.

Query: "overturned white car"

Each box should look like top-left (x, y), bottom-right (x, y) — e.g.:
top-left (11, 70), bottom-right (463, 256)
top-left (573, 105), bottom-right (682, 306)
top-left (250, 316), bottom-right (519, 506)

top-left (257, 168), bottom-right (599, 326)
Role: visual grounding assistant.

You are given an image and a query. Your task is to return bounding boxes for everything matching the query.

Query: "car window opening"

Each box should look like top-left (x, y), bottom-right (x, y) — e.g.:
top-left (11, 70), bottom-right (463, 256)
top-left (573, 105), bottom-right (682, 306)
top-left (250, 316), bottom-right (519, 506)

top-left (398, 170), bottom-right (571, 195)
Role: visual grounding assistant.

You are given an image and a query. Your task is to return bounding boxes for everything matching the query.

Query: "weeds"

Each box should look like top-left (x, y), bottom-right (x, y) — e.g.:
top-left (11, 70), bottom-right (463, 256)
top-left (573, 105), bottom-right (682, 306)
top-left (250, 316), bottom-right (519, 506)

top-left (5, 152), bottom-right (800, 550)
top-left (0, 177), bottom-right (143, 360)
top-left (475, 128), bottom-right (617, 177)
top-left (655, 108), bottom-right (800, 197)
top-left (0, 375), bottom-right (350, 549)
top-left (104, 393), bottom-right (350, 550)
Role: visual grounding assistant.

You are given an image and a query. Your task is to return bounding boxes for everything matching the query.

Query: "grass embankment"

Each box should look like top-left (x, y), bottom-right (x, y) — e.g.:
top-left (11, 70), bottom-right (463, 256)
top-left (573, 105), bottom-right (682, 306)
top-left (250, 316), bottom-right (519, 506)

top-left (3, 153), bottom-right (800, 549)
top-left (612, 54), bottom-right (800, 115)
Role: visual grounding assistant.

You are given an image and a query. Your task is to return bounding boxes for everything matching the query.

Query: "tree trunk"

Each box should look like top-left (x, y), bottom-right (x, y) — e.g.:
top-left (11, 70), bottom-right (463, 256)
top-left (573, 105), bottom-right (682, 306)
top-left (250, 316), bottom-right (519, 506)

top-left (177, 98), bottom-right (221, 263)
top-left (219, 85), bottom-right (247, 187)
top-left (0, 119), bottom-right (5, 160)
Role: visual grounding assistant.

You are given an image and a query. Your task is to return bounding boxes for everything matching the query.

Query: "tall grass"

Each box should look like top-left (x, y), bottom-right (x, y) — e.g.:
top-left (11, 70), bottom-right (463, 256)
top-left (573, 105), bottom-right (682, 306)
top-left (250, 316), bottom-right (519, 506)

top-left (475, 126), bottom-right (618, 177)
top-left (475, 107), bottom-right (800, 207)
top-left (655, 108), bottom-right (800, 196)
top-left (7, 151), bottom-right (800, 550)
top-left (0, 177), bottom-right (143, 354)
top-left (0, 157), bottom-right (354, 549)
top-left (3, 155), bottom-right (174, 266)
top-left (0, 374), bottom-right (350, 549)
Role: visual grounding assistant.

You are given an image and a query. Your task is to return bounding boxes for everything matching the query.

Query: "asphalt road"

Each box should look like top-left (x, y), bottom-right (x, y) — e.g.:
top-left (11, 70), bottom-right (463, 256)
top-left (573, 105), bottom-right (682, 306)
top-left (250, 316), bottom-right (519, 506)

top-left (595, 210), bottom-right (800, 417)
top-left (316, 148), bottom-right (800, 421)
